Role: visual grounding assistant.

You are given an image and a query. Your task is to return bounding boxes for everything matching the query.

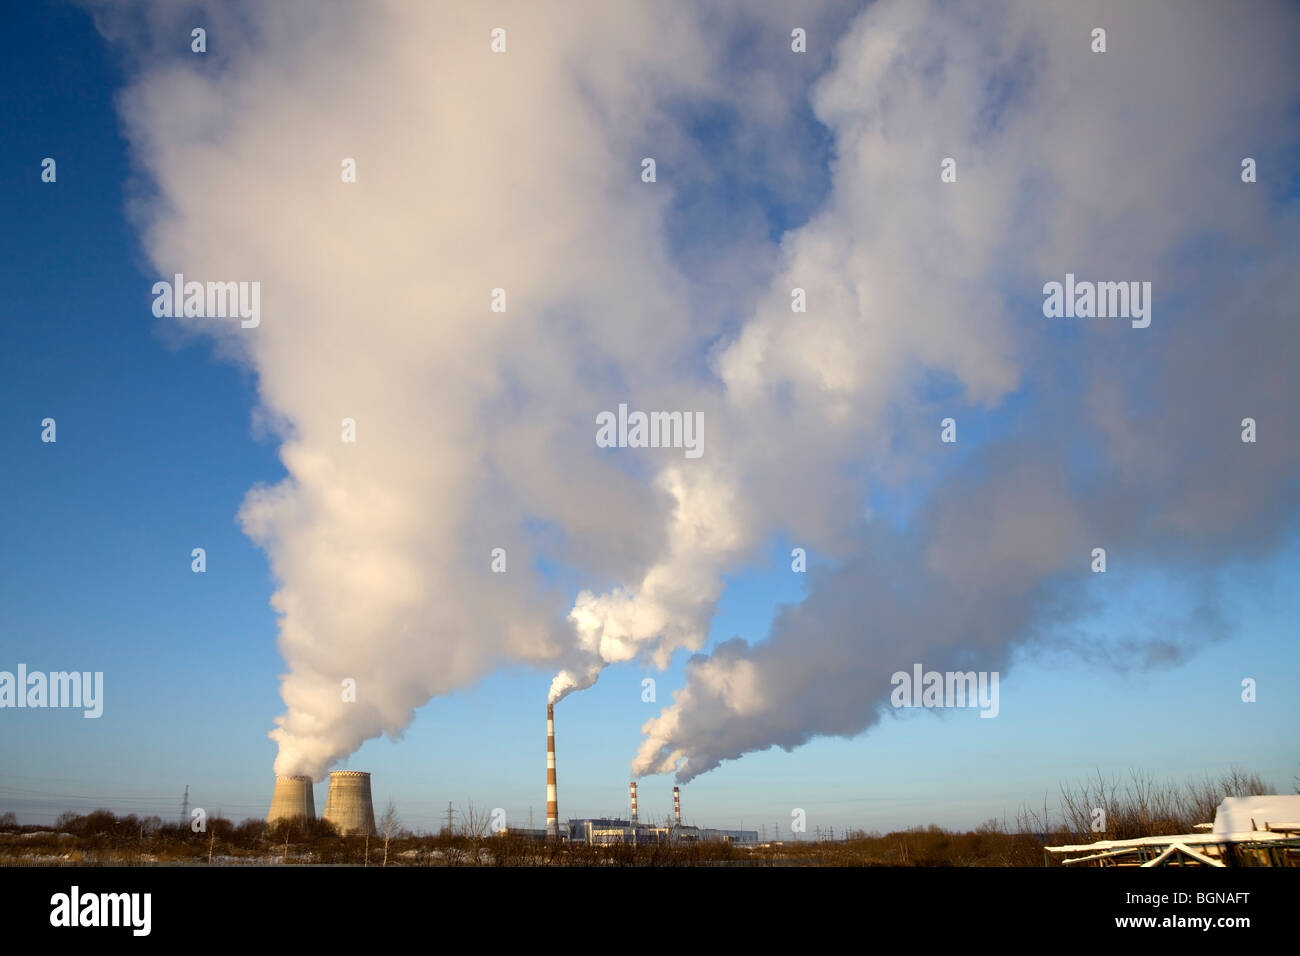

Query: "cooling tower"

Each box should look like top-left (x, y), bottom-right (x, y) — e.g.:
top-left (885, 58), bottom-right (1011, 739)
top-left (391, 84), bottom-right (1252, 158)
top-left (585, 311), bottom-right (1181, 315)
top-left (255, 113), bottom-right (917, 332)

top-left (322, 771), bottom-right (377, 836)
top-left (673, 785), bottom-right (681, 826)
top-left (267, 774), bottom-right (316, 824)
top-left (629, 781), bottom-right (638, 825)
top-left (546, 703), bottom-right (559, 839)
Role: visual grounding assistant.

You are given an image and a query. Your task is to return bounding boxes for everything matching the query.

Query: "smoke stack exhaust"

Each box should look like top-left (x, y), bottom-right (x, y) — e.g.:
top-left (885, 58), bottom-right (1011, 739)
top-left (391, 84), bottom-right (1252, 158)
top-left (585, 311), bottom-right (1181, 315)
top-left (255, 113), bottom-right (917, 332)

top-left (267, 774), bottom-right (316, 824)
top-left (546, 703), bottom-right (559, 839)
top-left (629, 781), bottom-right (638, 825)
top-left (322, 770), bottom-right (377, 836)
top-left (673, 785), bottom-right (681, 826)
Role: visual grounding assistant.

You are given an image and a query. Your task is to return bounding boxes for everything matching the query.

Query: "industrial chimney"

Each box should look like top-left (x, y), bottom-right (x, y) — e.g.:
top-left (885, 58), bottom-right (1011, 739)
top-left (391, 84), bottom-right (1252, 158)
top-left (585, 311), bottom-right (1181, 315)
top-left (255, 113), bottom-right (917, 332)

top-left (267, 774), bottom-right (316, 824)
top-left (629, 781), bottom-right (638, 825)
top-left (546, 703), bottom-right (559, 839)
top-left (322, 770), bottom-right (377, 836)
top-left (673, 785), bottom-right (681, 826)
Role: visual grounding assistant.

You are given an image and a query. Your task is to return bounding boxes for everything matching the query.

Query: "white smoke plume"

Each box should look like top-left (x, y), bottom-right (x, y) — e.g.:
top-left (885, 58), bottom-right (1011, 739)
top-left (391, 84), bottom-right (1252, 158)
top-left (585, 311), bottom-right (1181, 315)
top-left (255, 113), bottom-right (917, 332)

top-left (548, 465), bottom-right (750, 703)
top-left (97, 0), bottom-right (850, 776)
top-left (633, 0), bottom-right (1300, 781)
top-left (96, 0), bottom-right (1299, 785)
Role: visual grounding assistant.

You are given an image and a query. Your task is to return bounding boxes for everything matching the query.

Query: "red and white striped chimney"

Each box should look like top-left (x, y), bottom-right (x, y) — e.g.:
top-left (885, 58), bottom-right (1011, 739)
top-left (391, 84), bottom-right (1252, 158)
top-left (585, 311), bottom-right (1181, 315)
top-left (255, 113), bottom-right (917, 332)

top-left (629, 781), bottom-right (638, 825)
top-left (546, 702), bottom-right (559, 839)
top-left (673, 785), bottom-right (681, 826)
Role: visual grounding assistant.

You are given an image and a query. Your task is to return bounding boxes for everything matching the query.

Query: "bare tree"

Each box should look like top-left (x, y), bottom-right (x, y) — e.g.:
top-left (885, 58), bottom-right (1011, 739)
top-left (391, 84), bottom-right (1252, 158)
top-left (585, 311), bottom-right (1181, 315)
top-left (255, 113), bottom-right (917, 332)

top-left (379, 800), bottom-right (400, 867)
top-left (459, 800), bottom-right (493, 838)
top-left (450, 801), bottom-right (498, 866)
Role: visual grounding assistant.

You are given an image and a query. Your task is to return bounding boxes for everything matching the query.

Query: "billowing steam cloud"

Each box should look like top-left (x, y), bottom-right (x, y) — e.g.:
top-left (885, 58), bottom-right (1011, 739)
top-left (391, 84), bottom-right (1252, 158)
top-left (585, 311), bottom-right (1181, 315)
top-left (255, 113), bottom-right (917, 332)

top-left (99, 0), bottom-right (848, 777)
top-left (98, 0), bottom-right (1299, 783)
top-left (633, 0), bottom-right (1300, 781)
top-left (548, 465), bottom-right (751, 703)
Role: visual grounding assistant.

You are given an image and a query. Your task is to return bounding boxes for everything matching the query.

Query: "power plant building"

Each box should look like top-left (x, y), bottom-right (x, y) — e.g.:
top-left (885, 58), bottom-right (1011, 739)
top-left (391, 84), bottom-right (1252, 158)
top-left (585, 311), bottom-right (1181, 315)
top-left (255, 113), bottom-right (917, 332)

top-left (542, 702), bottom-right (756, 846)
top-left (563, 818), bottom-right (757, 846)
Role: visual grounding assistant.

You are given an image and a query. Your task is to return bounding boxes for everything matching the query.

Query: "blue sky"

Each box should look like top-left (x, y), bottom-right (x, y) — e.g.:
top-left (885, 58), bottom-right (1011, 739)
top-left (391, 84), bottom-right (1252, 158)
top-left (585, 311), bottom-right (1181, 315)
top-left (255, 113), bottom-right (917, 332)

top-left (1, 1), bottom-right (1297, 834)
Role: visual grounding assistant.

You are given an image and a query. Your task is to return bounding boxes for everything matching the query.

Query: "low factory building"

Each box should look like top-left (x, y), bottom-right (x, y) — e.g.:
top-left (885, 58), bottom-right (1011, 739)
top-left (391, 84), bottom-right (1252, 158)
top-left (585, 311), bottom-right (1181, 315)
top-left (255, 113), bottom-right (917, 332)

top-left (563, 818), bottom-right (757, 846)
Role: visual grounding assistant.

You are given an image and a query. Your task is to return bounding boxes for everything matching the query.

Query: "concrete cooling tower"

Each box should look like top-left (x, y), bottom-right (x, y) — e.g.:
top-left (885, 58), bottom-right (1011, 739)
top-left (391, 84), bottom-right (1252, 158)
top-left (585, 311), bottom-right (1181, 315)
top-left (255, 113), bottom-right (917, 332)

top-left (267, 774), bottom-right (316, 824)
top-left (322, 770), bottom-right (377, 836)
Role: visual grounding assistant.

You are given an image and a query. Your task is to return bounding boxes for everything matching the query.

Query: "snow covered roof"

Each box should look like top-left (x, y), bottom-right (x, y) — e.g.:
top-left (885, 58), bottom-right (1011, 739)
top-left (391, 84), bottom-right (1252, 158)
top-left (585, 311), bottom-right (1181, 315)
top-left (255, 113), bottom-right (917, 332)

top-left (1212, 795), bottom-right (1300, 837)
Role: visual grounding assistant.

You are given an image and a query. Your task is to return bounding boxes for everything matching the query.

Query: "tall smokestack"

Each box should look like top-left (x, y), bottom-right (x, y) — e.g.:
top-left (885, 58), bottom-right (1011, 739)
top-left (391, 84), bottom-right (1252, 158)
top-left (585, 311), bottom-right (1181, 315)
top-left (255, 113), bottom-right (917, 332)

top-left (267, 774), bottom-right (316, 824)
top-left (322, 770), bottom-right (376, 836)
top-left (673, 785), bottom-right (681, 826)
top-left (546, 703), bottom-right (559, 839)
top-left (629, 781), bottom-right (638, 825)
